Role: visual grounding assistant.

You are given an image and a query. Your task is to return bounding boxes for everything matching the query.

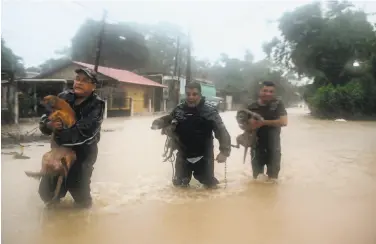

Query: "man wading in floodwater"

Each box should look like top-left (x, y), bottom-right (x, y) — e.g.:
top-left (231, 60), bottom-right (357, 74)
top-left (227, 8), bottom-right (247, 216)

top-left (246, 81), bottom-right (288, 183)
top-left (38, 68), bottom-right (105, 208)
top-left (169, 82), bottom-right (231, 188)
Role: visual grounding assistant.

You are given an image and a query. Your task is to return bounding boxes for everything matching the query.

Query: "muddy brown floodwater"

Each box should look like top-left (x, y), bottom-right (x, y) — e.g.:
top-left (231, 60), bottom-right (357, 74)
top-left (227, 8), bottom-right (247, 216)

top-left (2, 108), bottom-right (376, 244)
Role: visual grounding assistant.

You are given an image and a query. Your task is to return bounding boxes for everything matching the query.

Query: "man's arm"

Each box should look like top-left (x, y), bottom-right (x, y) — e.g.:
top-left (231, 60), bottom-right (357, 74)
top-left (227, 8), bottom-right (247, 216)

top-left (263, 101), bottom-right (288, 127)
top-left (209, 110), bottom-right (231, 157)
top-left (55, 100), bottom-right (105, 146)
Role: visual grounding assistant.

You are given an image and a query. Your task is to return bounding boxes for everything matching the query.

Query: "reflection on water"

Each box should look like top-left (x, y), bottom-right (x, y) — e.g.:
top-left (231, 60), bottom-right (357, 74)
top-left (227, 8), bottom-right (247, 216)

top-left (2, 109), bottom-right (376, 244)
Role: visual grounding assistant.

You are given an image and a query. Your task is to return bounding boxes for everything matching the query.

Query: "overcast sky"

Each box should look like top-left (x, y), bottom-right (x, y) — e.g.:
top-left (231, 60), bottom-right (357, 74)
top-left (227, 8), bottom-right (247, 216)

top-left (2, 0), bottom-right (375, 68)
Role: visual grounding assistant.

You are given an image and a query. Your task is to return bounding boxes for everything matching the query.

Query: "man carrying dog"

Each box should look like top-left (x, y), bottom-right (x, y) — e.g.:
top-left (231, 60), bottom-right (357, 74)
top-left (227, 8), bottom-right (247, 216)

top-left (247, 81), bottom-right (288, 183)
top-left (38, 68), bottom-right (105, 208)
top-left (169, 82), bottom-right (231, 188)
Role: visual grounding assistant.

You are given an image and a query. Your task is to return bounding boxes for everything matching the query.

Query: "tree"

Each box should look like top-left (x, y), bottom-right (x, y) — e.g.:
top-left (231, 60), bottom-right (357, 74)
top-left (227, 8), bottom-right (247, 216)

top-left (126, 22), bottom-right (190, 75)
top-left (71, 19), bottom-right (150, 71)
top-left (32, 19), bottom-right (300, 106)
top-left (1, 38), bottom-right (26, 78)
top-left (37, 21), bottom-right (190, 75)
top-left (193, 52), bottom-right (300, 105)
top-left (264, 0), bottom-right (376, 118)
top-left (25, 67), bottom-right (41, 73)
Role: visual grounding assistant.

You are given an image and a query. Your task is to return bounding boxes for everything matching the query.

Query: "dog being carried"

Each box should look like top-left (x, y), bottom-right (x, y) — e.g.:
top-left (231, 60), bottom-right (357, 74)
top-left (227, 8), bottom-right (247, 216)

top-left (151, 114), bottom-right (184, 162)
top-left (25, 95), bottom-right (77, 203)
top-left (233, 109), bottom-right (264, 163)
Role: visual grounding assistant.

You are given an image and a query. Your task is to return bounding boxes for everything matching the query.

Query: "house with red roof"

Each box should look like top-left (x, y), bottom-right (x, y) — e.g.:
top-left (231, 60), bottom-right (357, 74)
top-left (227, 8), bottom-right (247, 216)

top-left (35, 60), bottom-right (167, 116)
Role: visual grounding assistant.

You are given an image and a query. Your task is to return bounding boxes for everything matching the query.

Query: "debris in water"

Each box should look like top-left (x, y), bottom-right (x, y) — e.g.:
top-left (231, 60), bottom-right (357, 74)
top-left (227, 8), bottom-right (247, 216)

top-left (334, 119), bottom-right (347, 122)
top-left (1, 151), bottom-right (30, 159)
top-left (13, 154), bottom-right (30, 160)
top-left (1, 145), bottom-right (30, 159)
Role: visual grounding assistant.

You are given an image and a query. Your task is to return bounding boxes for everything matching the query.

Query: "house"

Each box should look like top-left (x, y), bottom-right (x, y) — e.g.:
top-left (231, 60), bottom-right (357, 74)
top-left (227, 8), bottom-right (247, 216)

top-left (35, 60), bottom-right (167, 116)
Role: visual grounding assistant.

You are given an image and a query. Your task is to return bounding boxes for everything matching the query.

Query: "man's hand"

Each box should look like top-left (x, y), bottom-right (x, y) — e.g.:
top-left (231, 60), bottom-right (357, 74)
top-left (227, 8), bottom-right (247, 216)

top-left (216, 153), bottom-right (227, 163)
top-left (47, 120), bottom-right (63, 130)
top-left (249, 118), bottom-right (264, 130)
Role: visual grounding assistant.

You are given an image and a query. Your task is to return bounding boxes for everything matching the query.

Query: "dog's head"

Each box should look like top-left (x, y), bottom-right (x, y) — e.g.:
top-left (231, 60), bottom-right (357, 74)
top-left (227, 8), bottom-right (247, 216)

top-left (41, 95), bottom-right (59, 111)
top-left (236, 110), bottom-right (250, 126)
top-left (236, 109), bottom-right (263, 125)
top-left (151, 118), bottom-right (164, 130)
top-left (151, 115), bottom-right (174, 130)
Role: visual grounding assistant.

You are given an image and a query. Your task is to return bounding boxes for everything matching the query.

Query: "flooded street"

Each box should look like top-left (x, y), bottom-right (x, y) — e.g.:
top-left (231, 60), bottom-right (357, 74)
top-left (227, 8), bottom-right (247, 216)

top-left (2, 109), bottom-right (376, 244)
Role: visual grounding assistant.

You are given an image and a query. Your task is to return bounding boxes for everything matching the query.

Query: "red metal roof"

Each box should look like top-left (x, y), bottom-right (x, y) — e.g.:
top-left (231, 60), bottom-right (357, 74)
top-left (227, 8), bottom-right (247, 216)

top-left (73, 61), bottom-right (167, 88)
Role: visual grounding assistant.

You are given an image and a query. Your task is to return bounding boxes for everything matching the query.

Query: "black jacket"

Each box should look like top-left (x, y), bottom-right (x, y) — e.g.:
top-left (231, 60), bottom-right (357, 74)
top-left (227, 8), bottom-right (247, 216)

top-left (39, 90), bottom-right (105, 148)
top-left (170, 97), bottom-right (231, 158)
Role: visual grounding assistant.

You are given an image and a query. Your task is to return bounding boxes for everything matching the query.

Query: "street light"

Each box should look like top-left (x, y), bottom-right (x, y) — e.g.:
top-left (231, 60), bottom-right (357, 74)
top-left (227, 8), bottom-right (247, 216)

top-left (119, 36), bottom-right (126, 40)
top-left (353, 61), bottom-right (360, 67)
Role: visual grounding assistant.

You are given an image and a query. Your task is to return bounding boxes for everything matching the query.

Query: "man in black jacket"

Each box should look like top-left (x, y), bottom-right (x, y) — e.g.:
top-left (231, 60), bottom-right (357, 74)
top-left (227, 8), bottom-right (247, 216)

top-left (38, 68), bottom-right (105, 208)
top-left (170, 82), bottom-right (231, 188)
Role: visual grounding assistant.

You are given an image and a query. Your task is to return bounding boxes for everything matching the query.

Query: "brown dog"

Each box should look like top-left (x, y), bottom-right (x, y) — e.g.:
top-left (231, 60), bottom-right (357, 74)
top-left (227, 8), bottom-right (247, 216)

top-left (25, 95), bottom-right (77, 203)
top-left (232, 109), bottom-right (264, 163)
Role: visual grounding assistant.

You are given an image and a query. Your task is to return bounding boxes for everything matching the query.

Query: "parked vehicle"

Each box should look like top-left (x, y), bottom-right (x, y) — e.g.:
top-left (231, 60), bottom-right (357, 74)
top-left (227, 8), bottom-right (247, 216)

top-left (144, 74), bottom-right (225, 111)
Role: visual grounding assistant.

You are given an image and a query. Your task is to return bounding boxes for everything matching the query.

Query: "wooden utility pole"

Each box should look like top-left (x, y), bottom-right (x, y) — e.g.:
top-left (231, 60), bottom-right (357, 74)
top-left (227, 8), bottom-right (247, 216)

top-left (94, 10), bottom-right (108, 72)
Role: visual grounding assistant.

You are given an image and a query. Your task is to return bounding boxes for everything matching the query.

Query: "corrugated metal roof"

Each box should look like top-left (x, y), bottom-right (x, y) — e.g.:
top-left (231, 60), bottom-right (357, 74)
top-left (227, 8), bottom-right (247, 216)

top-left (73, 61), bottom-right (167, 88)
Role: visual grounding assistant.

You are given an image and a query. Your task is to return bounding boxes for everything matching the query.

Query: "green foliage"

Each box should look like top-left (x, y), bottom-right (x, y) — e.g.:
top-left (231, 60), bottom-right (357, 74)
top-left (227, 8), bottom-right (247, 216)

top-left (308, 81), bottom-right (364, 116)
top-left (71, 19), bottom-right (150, 71)
top-left (265, 0), bottom-right (376, 118)
top-left (1, 38), bottom-right (26, 78)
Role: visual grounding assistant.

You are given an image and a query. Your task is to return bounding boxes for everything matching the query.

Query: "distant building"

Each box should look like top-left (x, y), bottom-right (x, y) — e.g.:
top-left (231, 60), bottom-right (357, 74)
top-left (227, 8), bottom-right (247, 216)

top-left (35, 60), bottom-right (167, 116)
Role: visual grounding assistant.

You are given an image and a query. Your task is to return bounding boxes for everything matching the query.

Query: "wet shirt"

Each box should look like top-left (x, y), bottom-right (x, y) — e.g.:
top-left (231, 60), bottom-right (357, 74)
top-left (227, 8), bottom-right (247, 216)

top-left (173, 101), bottom-right (215, 157)
top-left (247, 99), bottom-right (287, 148)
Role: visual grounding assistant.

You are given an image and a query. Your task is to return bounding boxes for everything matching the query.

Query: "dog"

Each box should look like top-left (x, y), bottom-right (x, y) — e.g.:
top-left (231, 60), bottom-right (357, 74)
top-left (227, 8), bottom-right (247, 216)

top-left (232, 109), bottom-right (264, 163)
top-left (25, 95), bottom-right (77, 203)
top-left (151, 114), bottom-right (184, 162)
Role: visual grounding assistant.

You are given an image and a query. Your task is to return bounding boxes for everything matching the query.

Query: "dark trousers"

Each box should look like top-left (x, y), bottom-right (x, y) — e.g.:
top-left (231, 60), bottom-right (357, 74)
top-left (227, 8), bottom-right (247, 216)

top-left (38, 144), bottom-right (98, 207)
top-left (251, 145), bottom-right (281, 179)
top-left (172, 149), bottom-right (219, 188)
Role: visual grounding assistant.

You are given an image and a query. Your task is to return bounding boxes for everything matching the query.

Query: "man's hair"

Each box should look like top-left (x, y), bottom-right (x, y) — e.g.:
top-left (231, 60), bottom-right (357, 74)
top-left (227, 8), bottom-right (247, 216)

top-left (185, 82), bottom-right (202, 93)
top-left (261, 81), bottom-right (275, 87)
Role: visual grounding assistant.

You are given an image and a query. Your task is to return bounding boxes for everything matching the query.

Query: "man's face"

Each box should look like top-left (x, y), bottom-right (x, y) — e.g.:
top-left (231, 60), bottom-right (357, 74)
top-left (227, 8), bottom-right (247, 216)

top-left (259, 85), bottom-right (275, 102)
top-left (185, 88), bottom-right (201, 107)
top-left (73, 72), bottom-right (96, 97)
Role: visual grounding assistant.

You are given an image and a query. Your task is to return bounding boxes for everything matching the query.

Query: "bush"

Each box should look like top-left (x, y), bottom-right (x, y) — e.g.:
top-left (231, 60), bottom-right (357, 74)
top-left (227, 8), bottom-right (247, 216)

top-left (306, 79), bottom-right (375, 118)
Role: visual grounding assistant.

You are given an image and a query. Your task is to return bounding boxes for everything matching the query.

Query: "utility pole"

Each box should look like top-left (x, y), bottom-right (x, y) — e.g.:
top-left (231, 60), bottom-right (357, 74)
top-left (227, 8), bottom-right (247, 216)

top-left (173, 36), bottom-right (180, 77)
top-left (185, 32), bottom-right (192, 83)
top-left (94, 10), bottom-right (108, 72)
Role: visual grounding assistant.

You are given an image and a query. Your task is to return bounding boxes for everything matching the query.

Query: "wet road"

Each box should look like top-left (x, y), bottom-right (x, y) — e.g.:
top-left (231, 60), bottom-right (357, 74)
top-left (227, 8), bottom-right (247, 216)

top-left (2, 109), bottom-right (376, 244)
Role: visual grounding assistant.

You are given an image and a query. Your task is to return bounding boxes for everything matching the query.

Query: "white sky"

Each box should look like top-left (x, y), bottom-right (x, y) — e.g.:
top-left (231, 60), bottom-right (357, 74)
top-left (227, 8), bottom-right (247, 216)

top-left (1, 0), bottom-right (375, 68)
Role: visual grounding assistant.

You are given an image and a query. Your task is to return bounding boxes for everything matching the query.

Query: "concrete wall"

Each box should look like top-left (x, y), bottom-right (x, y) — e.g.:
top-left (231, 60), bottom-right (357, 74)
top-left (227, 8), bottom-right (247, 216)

top-left (125, 84), bottom-right (154, 114)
